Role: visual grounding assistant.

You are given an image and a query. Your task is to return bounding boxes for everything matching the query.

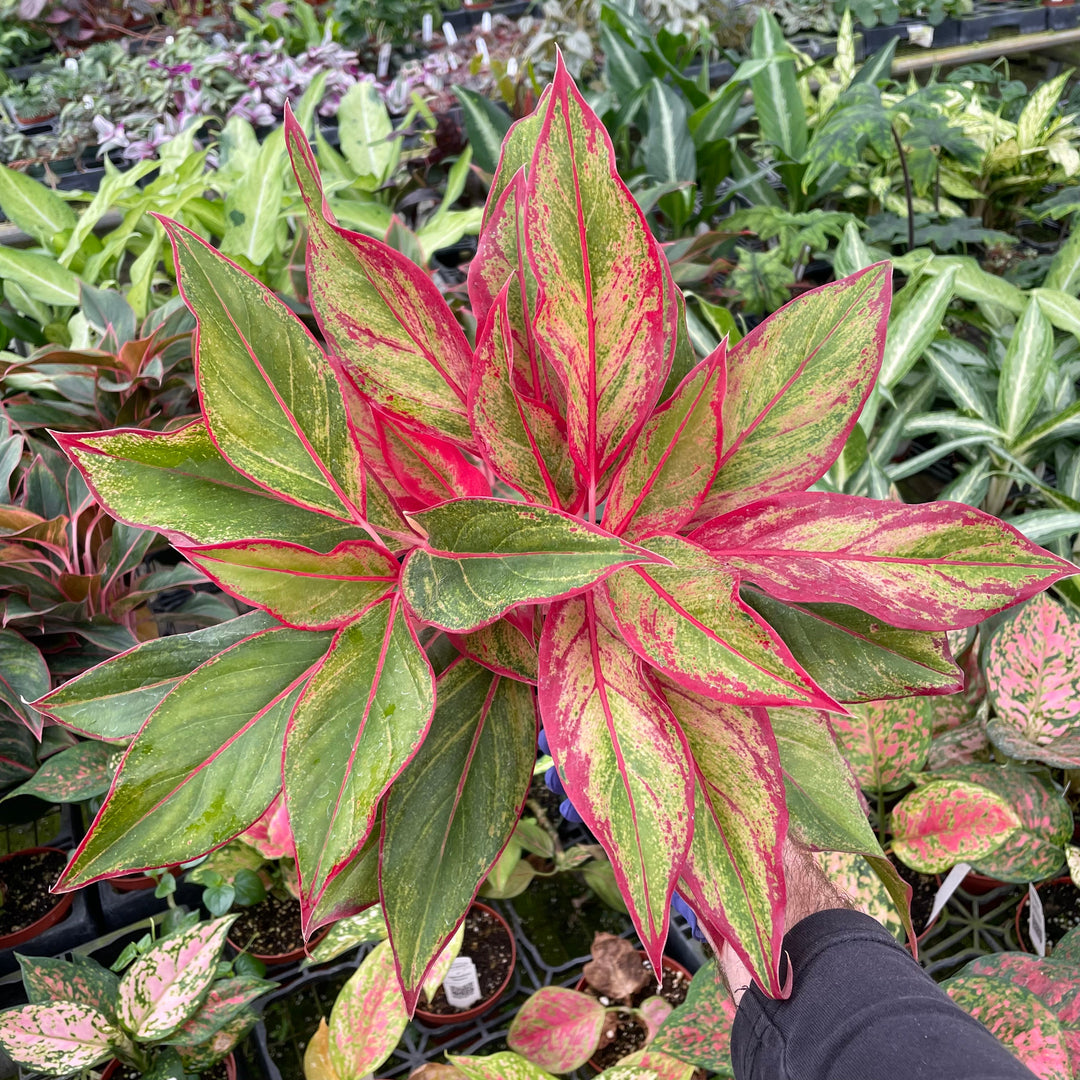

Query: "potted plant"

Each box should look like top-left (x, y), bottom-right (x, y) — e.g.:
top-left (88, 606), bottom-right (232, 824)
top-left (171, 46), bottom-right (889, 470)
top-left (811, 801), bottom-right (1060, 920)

top-left (505, 931), bottom-right (691, 1072)
top-left (0, 846), bottom-right (73, 951)
top-left (0, 913), bottom-right (275, 1077)
top-left (32, 54), bottom-right (1072, 1033)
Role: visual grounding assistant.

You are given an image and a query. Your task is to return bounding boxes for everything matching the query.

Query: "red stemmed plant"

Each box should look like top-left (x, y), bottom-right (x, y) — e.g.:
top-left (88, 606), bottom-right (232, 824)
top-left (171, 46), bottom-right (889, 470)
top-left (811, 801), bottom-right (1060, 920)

top-left (31, 57), bottom-right (1073, 1019)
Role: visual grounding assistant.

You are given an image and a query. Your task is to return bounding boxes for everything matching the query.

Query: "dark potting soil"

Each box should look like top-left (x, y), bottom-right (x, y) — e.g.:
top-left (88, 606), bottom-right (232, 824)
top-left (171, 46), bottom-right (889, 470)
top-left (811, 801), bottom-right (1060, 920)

top-left (583, 957), bottom-right (690, 1069)
top-left (1040, 882), bottom-right (1080, 947)
top-left (421, 907), bottom-right (513, 1015)
top-left (0, 848), bottom-right (66, 936)
top-left (894, 860), bottom-right (937, 932)
top-left (229, 892), bottom-right (306, 958)
top-left (109, 1056), bottom-right (230, 1078)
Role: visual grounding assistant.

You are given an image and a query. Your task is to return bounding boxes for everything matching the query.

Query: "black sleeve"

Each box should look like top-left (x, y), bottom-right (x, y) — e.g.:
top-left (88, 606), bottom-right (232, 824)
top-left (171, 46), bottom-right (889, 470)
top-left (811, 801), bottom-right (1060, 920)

top-left (730, 908), bottom-right (1037, 1080)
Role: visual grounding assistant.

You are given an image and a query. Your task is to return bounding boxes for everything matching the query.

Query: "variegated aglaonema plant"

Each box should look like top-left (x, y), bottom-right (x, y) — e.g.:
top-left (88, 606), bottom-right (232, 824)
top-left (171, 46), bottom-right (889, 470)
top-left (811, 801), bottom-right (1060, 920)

top-left (33, 57), bottom-right (1073, 1009)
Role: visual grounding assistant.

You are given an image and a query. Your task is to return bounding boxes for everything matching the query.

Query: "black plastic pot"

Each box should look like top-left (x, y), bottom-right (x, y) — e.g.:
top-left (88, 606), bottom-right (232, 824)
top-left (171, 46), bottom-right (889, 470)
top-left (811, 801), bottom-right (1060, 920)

top-left (0, 885), bottom-right (98, 980)
top-left (98, 876), bottom-right (202, 935)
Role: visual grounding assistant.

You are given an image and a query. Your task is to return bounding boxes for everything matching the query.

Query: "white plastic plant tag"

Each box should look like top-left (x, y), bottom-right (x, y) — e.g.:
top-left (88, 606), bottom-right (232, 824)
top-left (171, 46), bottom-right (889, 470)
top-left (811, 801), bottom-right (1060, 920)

top-left (507, 57), bottom-right (518, 78)
top-left (443, 21), bottom-right (458, 45)
top-left (377, 43), bottom-right (392, 79)
top-left (1029, 883), bottom-right (1047, 958)
top-left (1066, 845), bottom-right (1080, 890)
top-left (422, 13), bottom-right (433, 42)
top-left (443, 956), bottom-right (482, 1008)
top-left (481, 11), bottom-right (493, 31)
top-left (907, 23), bottom-right (934, 47)
top-left (477, 38), bottom-right (491, 66)
top-left (926, 862), bottom-right (970, 930)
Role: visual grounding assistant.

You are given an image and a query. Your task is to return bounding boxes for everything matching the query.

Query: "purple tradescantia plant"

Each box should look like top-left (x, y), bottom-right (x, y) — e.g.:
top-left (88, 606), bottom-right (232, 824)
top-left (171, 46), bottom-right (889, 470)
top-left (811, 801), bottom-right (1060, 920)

top-left (34, 55), bottom-right (1074, 1015)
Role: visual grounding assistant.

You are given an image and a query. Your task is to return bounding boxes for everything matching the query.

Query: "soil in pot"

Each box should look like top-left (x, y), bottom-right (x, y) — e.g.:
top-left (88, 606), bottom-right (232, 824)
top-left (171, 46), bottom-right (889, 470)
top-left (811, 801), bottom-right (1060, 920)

top-left (420, 905), bottom-right (513, 1016)
top-left (579, 949), bottom-right (690, 1071)
top-left (1019, 880), bottom-right (1080, 951)
top-left (894, 860), bottom-right (937, 936)
top-left (105, 1054), bottom-right (233, 1078)
top-left (0, 848), bottom-right (67, 938)
top-left (228, 892), bottom-right (306, 959)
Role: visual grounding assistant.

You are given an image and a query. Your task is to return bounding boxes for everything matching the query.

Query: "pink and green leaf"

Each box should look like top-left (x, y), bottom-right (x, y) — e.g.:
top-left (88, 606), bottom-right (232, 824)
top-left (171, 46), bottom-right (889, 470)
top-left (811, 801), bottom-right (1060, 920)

top-left (537, 595), bottom-right (693, 975)
top-left (284, 595), bottom-right (434, 932)
top-left (185, 539), bottom-right (399, 631)
top-left (695, 264), bottom-right (890, 521)
top-left (604, 534), bottom-right (838, 709)
top-left (165, 976), bottom-right (274, 1046)
top-left (693, 493), bottom-right (1074, 631)
top-left (891, 779), bottom-right (1021, 874)
top-left (944, 975), bottom-right (1071, 1080)
top-left (469, 280), bottom-right (581, 510)
top-left (285, 108), bottom-right (475, 448)
top-left (616, 1050), bottom-right (695, 1080)
top-left (175, 1010), bottom-right (256, 1071)
top-left (401, 498), bottom-right (665, 633)
top-left (117, 915), bottom-right (236, 1040)
top-left (18, 954), bottom-right (120, 1021)
top-left (55, 422), bottom-right (369, 552)
top-left (985, 595), bottom-right (1080, 746)
top-left (421, 924), bottom-right (465, 1004)
top-left (986, 722), bottom-right (1080, 770)
top-left (650, 960), bottom-right (735, 1076)
top-left (5, 739), bottom-right (118, 803)
top-left (59, 627), bottom-right (333, 888)
top-left (831, 697), bottom-right (933, 793)
top-left (814, 851), bottom-right (904, 937)
top-left (507, 986), bottom-right (607, 1072)
top-left (658, 680), bottom-right (787, 997)
top-left (328, 940), bottom-right (408, 1080)
top-left (450, 618), bottom-right (539, 683)
top-left (161, 217), bottom-right (367, 524)
top-left (450, 1051), bottom-right (559, 1080)
top-left (602, 344), bottom-right (726, 539)
top-left (0, 1001), bottom-right (119, 1075)
top-left (380, 658), bottom-right (535, 1013)
top-left (641, 996), bottom-right (674, 1038)
top-left (525, 54), bottom-right (674, 493)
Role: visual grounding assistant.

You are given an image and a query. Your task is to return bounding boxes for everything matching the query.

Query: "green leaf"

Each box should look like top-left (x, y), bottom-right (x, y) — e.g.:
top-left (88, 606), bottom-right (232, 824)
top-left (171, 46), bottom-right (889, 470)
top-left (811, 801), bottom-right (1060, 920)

top-left (163, 219), bottom-right (367, 522)
top-left (337, 81), bottom-right (398, 188)
top-left (19, 954), bottom-right (120, 1020)
top-left (186, 540), bottom-right (398, 630)
top-left (998, 299), bottom-right (1055, 443)
top-left (453, 87), bottom-right (511, 175)
top-left (450, 1052), bottom-right (559, 1080)
top-left (1033, 288), bottom-right (1080, 344)
top-left (401, 498), bottom-right (662, 633)
top-left (0, 246), bottom-right (79, 306)
top-left (284, 596), bottom-right (434, 928)
top-left (35, 612), bottom-right (278, 739)
top-left (879, 266), bottom-right (956, 389)
top-left (0, 629), bottom-right (48, 736)
top-left (644, 80), bottom-right (696, 185)
top-left (0, 164), bottom-right (76, 248)
top-left (1045, 226), bottom-right (1080, 295)
top-left (0, 1002), bottom-right (118, 1075)
top-left (59, 627), bottom-right (332, 887)
top-left (749, 11), bottom-right (807, 160)
top-left (744, 591), bottom-right (961, 703)
top-left (5, 740), bottom-right (116, 804)
top-left (650, 961), bottom-right (735, 1074)
top-left (57, 422), bottom-right (370, 552)
top-left (815, 850), bottom-right (903, 938)
top-left (381, 658), bottom-right (535, 1012)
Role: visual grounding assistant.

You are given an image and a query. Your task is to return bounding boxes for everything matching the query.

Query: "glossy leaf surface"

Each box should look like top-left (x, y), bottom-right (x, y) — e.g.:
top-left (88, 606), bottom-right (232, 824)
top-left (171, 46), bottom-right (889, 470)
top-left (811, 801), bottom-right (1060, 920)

top-left (0, 1002), bottom-right (118, 1076)
top-left (451, 619), bottom-right (538, 683)
top-left (605, 534), bottom-right (836, 708)
top-left (507, 987), bottom-right (606, 1072)
top-left (831, 697), bottom-right (933, 793)
top-left (891, 780), bottom-right (1020, 874)
top-left (284, 596), bottom-right (434, 930)
top-left (165, 976), bottom-right (272, 1046)
top-left (650, 961), bottom-right (735, 1075)
top-left (60, 628), bottom-right (332, 887)
top-left (693, 493), bottom-right (1073, 631)
top-left (381, 659), bottom-right (535, 1012)
top-left (697, 265), bottom-right (889, 519)
top-left (186, 540), bottom-right (398, 631)
top-left (402, 499), bottom-right (661, 632)
top-left (660, 681), bottom-right (787, 996)
top-left (19, 955), bottom-right (119, 1020)
top-left (538, 595), bottom-right (692, 974)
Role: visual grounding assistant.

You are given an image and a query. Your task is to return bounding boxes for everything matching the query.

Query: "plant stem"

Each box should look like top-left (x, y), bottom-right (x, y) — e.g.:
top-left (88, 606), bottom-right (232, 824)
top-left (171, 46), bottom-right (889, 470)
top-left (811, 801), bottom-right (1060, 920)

top-left (891, 124), bottom-right (915, 253)
top-left (877, 786), bottom-right (888, 848)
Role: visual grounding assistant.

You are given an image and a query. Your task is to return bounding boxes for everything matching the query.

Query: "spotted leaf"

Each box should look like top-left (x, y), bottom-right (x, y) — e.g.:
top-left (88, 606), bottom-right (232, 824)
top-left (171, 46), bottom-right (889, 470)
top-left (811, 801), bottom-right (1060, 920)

top-left (891, 780), bottom-right (1021, 874)
top-left (525, 54), bottom-right (675, 495)
top-left (831, 697), bottom-right (933, 793)
top-left (285, 109), bottom-right (474, 447)
top-left (650, 961), bottom-right (735, 1076)
top-left (507, 987), bottom-right (607, 1072)
top-left (538, 595), bottom-right (693, 975)
top-left (186, 539), bottom-right (398, 631)
top-left (692, 494), bottom-right (1074, 632)
top-left (617, 1050), bottom-right (695, 1080)
top-left (0, 1002), bottom-right (119, 1076)
top-left (815, 851), bottom-right (904, 938)
top-left (658, 680), bottom-right (787, 997)
top-left (18, 954), bottom-right (119, 1021)
top-left (604, 534), bottom-right (837, 709)
top-left (695, 264), bottom-right (890, 521)
top-left (165, 976), bottom-right (275, 1046)
top-left (117, 915), bottom-right (236, 1040)
top-left (450, 1052), bottom-right (559, 1080)
top-left (985, 596), bottom-right (1080, 765)
top-left (401, 498), bottom-right (663, 633)
top-left (944, 975), bottom-right (1071, 1080)
top-left (6, 739), bottom-right (117, 803)
top-left (450, 618), bottom-right (538, 683)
